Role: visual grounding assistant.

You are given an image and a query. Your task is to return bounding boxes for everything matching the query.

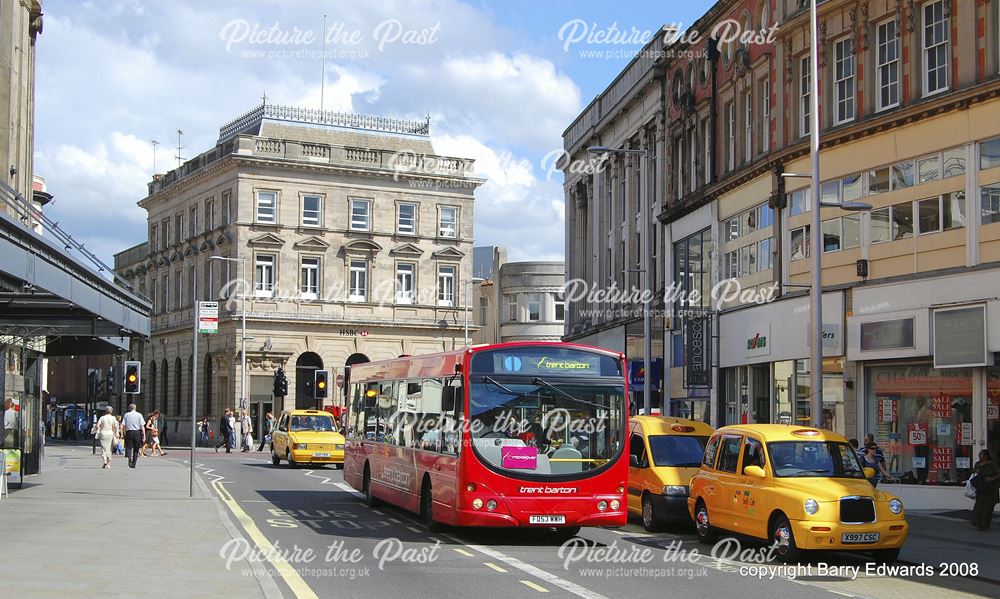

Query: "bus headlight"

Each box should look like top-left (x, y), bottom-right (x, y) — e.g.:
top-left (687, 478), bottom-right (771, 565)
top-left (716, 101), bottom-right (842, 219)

top-left (486, 500), bottom-right (497, 511)
top-left (467, 483), bottom-right (477, 492)
top-left (610, 500), bottom-right (621, 510)
top-left (804, 499), bottom-right (819, 515)
top-left (472, 498), bottom-right (483, 510)
top-left (663, 485), bottom-right (689, 496)
top-left (889, 499), bottom-right (903, 514)
top-left (597, 500), bottom-right (608, 511)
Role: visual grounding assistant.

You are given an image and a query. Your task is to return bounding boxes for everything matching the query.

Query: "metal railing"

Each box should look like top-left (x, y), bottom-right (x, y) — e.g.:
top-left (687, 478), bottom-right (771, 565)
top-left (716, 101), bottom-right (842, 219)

top-left (219, 102), bottom-right (431, 141)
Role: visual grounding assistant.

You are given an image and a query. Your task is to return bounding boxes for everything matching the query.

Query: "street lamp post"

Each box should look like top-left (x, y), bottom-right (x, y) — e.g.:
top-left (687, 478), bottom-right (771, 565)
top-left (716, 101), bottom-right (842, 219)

top-left (210, 255), bottom-right (247, 420)
top-left (789, 0), bottom-right (872, 428)
top-left (589, 145), bottom-right (652, 416)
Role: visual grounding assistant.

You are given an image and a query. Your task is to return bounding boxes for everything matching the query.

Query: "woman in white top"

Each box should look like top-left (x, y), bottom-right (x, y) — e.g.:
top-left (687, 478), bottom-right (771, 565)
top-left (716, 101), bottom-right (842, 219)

top-left (96, 406), bottom-right (119, 468)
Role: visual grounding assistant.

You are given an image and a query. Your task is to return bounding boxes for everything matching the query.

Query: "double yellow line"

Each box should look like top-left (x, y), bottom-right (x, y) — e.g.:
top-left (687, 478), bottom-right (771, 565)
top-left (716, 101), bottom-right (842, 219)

top-left (211, 479), bottom-right (319, 599)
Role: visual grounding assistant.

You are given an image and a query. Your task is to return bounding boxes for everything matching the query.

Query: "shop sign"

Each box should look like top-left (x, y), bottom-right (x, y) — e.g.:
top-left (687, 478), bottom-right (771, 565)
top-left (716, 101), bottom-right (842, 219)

top-left (933, 305), bottom-right (988, 368)
top-left (629, 358), bottom-right (663, 392)
top-left (931, 447), bottom-right (953, 471)
top-left (860, 318), bottom-right (914, 351)
top-left (685, 317), bottom-right (711, 389)
top-left (907, 423), bottom-right (928, 446)
top-left (960, 422), bottom-right (974, 446)
top-left (912, 456), bottom-right (927, 468)
top-left (989, 399), bottom-right (999, 421)
top-left (931, 395), bottom-right (952, 418)
top-left (877, 398), bottom-right (897, 423)
top-left (956, 457), bottom-right (971, 469)
top-left (745, 323), bottom-right (770, 358)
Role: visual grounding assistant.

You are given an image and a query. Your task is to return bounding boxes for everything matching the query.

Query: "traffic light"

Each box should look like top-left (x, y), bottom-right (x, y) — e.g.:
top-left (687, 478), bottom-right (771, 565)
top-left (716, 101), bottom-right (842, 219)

top-left (106, 367), bottom-right (115, 394)
top-left (124, 361), bottom-right (141, 394)
top-left (314, 370), bottom-right (329, 399)
top-left (272, 368), bottom-right (289, 397)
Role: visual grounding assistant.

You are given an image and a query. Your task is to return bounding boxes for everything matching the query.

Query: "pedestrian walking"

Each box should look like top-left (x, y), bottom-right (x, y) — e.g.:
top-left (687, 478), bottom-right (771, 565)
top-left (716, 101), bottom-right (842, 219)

top-left (257, 412), bottom-right (274, 452)
top-left (199, 417), bottom-right (210, 447)
top-left (145, 410), bottom-right (166, 456)
top-left (971, 449), bottom-right (1000, 530)
top-left (122, 404), bottom-right (145, 468)
top-left (95, 406), bottom-right (119, 469)
top-left (115, 414), bottom-right (125, 455)
top-left (860, 443), bottom-right (893, 487)
top-left (240, 409), bottom-right (253, 452)
top-left (228, 410), bottom-right (237, 451)
top-left (215, 409), bottom-right (233, 453)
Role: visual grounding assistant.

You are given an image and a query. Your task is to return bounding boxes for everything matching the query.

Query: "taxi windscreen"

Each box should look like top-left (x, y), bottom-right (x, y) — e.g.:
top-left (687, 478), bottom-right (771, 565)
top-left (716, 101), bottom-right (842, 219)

top-left (648, 435), bottom-right (708, 467)
top-left (766, 441), bottom-right (867, 478)
top-left (290, 415), bottom-right (335, 432)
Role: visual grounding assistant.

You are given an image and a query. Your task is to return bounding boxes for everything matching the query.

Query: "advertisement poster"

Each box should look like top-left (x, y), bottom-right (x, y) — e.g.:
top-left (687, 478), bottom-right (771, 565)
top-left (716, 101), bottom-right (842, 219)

top-left (931, 395), bottom-right (952, 418)
top-left (989, 398), bottom-right (999, 421)
top-left (956, 457), bottom-right (971, 469)
top-left (931, 447), bottom-right (953, 471)
top-left (877, 398), bottom-right (897, 423)
top-left (959, 422), bottom-right (974, 446)
top-left (936, 422), bottom-right (951, 437)
top-left (3, 449), bottom-right (21, 485)
top-left (912, 456), bottom-right (927, 468)
top-left (907, 423), bottom-right (928, 446)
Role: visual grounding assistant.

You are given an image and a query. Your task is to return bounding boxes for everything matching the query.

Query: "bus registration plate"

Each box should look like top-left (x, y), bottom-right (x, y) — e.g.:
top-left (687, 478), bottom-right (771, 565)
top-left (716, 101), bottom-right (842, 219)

top-left (529, 515), bottom-right (566, 525)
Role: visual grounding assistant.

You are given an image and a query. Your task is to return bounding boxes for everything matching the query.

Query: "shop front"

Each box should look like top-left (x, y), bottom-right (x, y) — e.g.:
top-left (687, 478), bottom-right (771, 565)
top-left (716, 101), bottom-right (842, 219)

top-left (849, 270), bottom-right (1000, 508)
top-left (718, 292), bottom-right (850, 436)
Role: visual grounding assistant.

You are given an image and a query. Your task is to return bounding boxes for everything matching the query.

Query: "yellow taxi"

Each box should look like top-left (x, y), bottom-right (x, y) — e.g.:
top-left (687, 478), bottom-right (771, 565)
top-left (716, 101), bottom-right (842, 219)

top-left (270, 409), bottom-right (346, 468)
top-left (627, 416), bottom-right (714, 531)
top-left (688, 424), bottom-right (908, 562)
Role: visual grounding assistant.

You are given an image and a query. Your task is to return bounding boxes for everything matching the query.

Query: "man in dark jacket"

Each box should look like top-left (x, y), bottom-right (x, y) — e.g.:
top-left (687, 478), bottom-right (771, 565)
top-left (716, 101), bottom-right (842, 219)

top-left (215, 409), bottom-right (233, 453)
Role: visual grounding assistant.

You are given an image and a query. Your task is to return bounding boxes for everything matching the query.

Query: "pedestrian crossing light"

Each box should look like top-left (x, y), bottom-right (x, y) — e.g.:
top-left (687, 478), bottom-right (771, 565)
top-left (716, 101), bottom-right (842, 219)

top-left (124, 361), bottom-right (141, 394)
top-left (314, 370), bottom-right (329, 400)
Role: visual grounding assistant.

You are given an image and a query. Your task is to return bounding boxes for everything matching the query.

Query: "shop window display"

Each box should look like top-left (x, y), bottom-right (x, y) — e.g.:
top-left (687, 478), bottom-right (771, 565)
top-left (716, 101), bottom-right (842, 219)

top-left (866, 364), bottom-right (974, 485)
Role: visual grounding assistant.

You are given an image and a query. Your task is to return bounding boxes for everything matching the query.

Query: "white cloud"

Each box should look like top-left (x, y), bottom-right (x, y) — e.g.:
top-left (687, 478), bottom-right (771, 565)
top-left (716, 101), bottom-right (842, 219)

top-left (35, 0), bottom-right (576, 266)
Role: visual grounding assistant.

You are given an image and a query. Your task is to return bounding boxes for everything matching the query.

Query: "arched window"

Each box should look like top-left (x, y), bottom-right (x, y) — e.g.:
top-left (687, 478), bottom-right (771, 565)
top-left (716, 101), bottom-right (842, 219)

top-left (760, 1), bottom-right (770, 32)
top-left (148, 361), bottom-right (157, 413)
top-left (160, 359), bottom-right (168, 413)
top-left (174, 357), bottom-right (183, 416)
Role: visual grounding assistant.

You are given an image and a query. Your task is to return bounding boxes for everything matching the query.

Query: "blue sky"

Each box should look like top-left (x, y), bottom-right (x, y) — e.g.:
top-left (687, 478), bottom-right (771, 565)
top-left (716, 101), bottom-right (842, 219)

top-left (34, 0), bottom-right (711, 265)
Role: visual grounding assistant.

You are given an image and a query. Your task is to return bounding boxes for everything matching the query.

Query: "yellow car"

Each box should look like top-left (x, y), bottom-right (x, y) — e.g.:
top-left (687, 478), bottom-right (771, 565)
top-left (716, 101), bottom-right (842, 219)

top-left (270, 410), bottom-right (346, 468)
top-left (627, 417), bottom-right (714, 531)
top-left (688, 424), bottom-right (908, 562)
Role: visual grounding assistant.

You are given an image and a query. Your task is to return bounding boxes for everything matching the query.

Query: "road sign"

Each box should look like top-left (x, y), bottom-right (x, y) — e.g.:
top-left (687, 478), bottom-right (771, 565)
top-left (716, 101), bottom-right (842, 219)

top-left (198, 301), bottom-right (219, 334)
top-left (335, 373), bottom-right (344, 388)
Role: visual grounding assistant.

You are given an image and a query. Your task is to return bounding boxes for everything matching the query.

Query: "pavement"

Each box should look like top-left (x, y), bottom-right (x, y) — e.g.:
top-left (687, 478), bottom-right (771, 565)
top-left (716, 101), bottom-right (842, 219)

top-left (901, 510), bottom-right (1000, 582)
top-left (0, 441), bottom-right (280, 599)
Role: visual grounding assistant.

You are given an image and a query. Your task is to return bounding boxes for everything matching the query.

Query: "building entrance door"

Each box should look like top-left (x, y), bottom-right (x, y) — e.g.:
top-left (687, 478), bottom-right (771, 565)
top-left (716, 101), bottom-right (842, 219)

top-left (250, 400), bottom-right (272, 449)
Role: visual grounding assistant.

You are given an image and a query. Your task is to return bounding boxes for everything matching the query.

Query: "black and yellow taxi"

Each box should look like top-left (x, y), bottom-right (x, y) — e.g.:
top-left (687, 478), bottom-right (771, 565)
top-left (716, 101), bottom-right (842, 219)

top-left (270, 409), bottom-right (346, 468)
top-left (688, 425), bottom-right (908, 562)
top-left (627, 416), bottom-right (714, 531)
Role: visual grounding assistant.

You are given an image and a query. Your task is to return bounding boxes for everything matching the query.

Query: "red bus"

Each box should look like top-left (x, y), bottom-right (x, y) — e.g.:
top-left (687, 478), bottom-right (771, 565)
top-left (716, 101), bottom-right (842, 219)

top-left (343, 341), bottom-right (629, 534)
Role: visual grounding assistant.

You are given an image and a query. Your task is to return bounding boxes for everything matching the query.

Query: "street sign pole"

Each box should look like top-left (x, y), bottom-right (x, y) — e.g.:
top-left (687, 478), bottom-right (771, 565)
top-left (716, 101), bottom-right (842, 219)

top-left (192, 297), bottom-right (219, 498)
top-left (191, 278), bottom-right (198, 499)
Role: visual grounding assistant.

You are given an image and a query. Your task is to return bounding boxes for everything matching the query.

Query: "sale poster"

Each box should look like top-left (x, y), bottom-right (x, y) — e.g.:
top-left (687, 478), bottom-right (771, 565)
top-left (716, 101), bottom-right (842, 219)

top-left (959, 422), bottom-right (973, 446)
top-left (877, 398), bottom-right (897, 423)
top-left (931, 447), bottom-right (953, 471)
top-left (931, 396), bottom-right (952, 418)
top-left (907, 423), bottom-right (928, 446)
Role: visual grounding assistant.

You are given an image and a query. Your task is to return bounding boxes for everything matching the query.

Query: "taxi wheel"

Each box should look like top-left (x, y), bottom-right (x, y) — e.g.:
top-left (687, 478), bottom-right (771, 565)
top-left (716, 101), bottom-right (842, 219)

top-left (872, 548), bottom-right (900, 564)
top-left (770, 514), bottom-right (802, 563)
top-left (641, 495), bottom-right (662, 532)
top-left (270, 447), bottom-right (280, 466)
top-left (694, 500), bottom-right (717, 544)
top-left (286, 450), bottom-right (297, 469)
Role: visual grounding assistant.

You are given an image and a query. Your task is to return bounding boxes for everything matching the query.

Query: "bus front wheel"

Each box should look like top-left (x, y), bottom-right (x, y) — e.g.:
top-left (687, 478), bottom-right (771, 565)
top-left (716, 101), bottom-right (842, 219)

top-left (363, 463), bottom-right (380, 508)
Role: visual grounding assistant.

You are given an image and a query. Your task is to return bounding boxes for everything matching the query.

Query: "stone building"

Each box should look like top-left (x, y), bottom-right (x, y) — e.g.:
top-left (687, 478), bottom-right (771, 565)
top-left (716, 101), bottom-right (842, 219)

top-left (472, 246), bottom-right (565, 345)
top-left (115, 103), bottom-right (482, 441)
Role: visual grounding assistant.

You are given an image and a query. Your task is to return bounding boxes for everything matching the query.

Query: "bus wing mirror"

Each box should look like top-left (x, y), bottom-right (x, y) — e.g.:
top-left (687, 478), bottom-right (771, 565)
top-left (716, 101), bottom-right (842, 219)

top-left (442, 386), bottom-right (456, 413)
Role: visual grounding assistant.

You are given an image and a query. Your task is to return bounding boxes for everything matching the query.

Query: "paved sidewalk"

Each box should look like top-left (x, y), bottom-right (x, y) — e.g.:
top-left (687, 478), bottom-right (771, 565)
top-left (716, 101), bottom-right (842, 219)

top-left (0, 443), bottom-right (280, 599)
top-left (900, 509), bottom-right (1000, 582)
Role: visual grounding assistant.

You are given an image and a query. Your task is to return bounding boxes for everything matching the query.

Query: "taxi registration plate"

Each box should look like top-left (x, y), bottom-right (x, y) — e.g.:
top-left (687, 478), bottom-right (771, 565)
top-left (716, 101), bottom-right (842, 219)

top-left (841, 532), bottom-right (879, 544)
top-left (529, 515), bottom-right (566, 525)
top-left (312, 452), bottom-right (330, 458)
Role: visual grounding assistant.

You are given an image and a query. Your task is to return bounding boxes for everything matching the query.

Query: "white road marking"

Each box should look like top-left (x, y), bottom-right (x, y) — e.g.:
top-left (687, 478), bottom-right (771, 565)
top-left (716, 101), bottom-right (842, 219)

top-left (389, 517), bottom-right (402, 523)
top-left (336, 482), bottom-right (363, 496)
top-left (443, 533), bottom-right (608, 599)
top-left (407, 526), bottom-right (423, 533)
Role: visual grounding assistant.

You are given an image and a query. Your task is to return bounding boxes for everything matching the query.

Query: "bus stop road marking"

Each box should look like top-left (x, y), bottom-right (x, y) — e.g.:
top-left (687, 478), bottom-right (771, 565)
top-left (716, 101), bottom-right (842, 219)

top-left (520, 580), bottom-right (550, 593)
top-left (443, 533), bottom-right (609, 599)
top-left (210, 479), bottom-right (319, 599)
top-left (407, 526), bottom-right (423, 533)
top-left (484, 562), bottom-right (508, 573)
top-left (452, 548), bottom-right (475, 557)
